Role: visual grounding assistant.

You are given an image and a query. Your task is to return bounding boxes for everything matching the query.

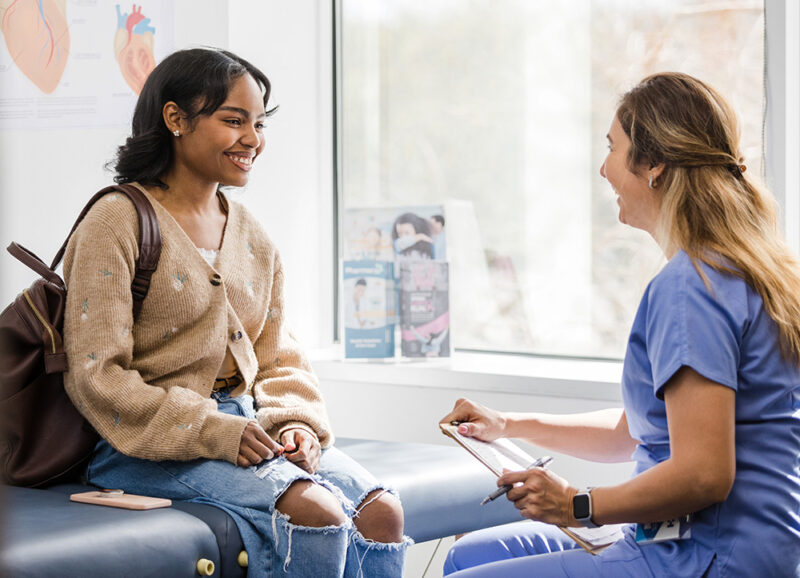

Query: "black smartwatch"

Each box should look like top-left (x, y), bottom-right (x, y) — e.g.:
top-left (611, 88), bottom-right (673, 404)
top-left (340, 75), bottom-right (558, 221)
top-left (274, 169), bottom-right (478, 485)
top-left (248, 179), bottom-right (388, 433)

top-left (572, 488), bottom-right (599, 528)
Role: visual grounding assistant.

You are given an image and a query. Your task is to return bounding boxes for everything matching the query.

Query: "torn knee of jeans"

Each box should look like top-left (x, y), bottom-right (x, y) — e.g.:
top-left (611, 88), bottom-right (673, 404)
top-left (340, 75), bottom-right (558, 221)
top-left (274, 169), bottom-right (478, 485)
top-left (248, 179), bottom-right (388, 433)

top-left (273, 475), bottom-right (352, 524)
top-left (272, 508), bottom-right (351, 572)
top-left (271, 477), bottom-right (352, 549)
top-left (316, 476), bottom-right (356, 517)
top-left (351, 530), bottom-right (413, 549)
top-left (349, 529), bottom-right (413, 578)
top-left (353, 485), bottom-right (399, 519)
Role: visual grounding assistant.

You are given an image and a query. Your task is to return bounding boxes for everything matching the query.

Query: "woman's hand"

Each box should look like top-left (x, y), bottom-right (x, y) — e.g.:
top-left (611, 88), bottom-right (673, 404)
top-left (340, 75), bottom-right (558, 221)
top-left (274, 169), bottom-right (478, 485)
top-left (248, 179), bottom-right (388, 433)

top-left (281, 428), bottom-right (321, 474)
top-left (238, 421), bottom-right (284, 467)
top-left (499, 467), bottom-right (578, 527)
top-left (440, 397), bottom-right (507, 442)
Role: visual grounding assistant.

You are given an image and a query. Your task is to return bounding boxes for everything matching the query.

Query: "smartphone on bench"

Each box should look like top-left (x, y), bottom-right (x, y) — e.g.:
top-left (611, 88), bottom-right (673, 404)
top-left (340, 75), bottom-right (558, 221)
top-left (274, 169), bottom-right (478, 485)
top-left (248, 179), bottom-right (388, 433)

top-left (70, 489), bottom-right (172, 510)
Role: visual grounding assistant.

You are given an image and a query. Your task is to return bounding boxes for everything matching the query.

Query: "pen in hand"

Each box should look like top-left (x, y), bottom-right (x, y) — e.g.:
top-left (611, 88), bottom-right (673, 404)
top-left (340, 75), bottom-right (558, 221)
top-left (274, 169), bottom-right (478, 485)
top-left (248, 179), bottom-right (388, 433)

top-left (480, 456), bottom-right (554, 506)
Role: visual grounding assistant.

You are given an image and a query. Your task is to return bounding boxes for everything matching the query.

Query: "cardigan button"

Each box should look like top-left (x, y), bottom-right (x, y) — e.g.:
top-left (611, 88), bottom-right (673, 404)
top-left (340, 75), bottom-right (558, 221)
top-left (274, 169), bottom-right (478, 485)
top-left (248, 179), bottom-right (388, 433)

top-left (209, 273), bottom-right (222, 286)
top-left (231, 331), bottom-right (243, 342)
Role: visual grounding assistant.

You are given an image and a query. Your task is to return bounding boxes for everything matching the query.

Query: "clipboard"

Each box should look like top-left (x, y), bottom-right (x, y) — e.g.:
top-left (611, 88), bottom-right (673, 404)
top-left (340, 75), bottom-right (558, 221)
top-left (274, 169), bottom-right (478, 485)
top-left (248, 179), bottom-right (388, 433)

top-left (439, 422), bottom-right (626, 554)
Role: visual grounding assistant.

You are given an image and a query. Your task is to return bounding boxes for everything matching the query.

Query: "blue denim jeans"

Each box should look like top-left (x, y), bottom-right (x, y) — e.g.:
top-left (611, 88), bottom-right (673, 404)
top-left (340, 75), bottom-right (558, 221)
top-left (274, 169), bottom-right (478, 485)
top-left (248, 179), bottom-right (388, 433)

top-left (444, 521), bottom-right (653, 577)
top-left (86, 389), bottom-right (411, 577)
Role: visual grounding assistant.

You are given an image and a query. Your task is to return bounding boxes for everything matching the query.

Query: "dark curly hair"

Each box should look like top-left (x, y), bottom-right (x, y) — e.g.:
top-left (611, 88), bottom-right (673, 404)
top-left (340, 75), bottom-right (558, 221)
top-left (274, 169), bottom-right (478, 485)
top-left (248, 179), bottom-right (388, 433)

top-left (110, 48), bottom-right (276, 188)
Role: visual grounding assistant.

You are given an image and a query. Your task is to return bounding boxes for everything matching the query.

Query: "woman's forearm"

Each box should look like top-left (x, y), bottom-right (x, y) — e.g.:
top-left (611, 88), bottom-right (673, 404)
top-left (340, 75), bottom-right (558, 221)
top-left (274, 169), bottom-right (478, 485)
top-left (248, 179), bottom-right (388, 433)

top-left (592, 455), bottom-right (732, 524)
top-left (504, 408), bottom-right (637, 463)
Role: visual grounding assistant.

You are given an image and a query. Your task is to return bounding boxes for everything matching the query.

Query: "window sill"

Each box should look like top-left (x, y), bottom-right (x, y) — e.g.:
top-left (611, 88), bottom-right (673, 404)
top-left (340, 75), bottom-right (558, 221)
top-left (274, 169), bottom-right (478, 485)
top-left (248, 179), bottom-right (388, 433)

top-left (308, 349), bottom-right (623, 402)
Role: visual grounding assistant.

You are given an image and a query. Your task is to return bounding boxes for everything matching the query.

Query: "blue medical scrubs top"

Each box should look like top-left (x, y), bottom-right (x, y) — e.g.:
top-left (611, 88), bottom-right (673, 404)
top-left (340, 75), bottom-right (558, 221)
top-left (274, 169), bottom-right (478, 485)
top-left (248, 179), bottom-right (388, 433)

top-left (621, 250), bottom-right (800, 578)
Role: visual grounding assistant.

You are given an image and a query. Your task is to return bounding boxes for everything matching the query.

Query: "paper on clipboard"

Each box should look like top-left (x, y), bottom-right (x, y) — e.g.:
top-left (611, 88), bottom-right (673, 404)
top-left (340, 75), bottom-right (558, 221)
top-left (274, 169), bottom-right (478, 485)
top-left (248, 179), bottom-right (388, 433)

top-left (439, 422), bottom-right (535, 476)
top-left (561, 525), bottom-right (627, 554)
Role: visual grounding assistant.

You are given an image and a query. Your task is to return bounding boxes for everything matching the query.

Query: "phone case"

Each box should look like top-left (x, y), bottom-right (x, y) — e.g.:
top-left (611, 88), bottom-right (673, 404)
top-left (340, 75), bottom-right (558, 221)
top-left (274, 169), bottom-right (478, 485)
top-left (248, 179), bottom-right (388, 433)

top-left (70, 490), bottom-right (172, 510)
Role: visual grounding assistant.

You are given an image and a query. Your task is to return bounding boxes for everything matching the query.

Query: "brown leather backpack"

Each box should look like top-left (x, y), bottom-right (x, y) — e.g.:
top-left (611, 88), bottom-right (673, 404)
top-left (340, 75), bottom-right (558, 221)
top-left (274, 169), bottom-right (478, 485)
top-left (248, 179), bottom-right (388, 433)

top-left (0, 184), bottom-right (161, 487)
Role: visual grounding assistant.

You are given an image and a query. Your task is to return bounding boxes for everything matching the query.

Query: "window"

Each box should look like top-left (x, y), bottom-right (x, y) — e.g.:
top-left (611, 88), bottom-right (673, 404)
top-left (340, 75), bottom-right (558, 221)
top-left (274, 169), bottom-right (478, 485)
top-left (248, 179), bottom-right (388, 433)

top-left (337, 0), bottom-right (765, 358)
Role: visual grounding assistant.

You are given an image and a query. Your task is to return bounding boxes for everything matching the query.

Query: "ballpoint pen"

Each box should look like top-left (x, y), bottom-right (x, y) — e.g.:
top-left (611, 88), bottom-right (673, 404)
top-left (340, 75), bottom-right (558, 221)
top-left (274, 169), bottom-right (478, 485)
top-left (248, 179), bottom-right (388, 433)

top-left (480, 456), bottom-right (554, 505)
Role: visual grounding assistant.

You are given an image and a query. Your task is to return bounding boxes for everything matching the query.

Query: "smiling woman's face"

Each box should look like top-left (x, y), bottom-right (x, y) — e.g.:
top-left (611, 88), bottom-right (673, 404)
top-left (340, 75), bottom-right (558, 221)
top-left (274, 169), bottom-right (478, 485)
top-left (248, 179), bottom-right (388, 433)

top-left (599, 115), bottom-right (662, 236)
top-left (172, 74), bottom-right (267, 189)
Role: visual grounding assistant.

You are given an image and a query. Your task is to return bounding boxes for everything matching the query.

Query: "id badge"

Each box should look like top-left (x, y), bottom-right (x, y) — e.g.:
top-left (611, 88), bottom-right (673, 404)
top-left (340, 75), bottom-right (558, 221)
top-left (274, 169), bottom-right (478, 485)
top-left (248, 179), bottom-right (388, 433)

top-left (635, 515), bottom-right (692, 544)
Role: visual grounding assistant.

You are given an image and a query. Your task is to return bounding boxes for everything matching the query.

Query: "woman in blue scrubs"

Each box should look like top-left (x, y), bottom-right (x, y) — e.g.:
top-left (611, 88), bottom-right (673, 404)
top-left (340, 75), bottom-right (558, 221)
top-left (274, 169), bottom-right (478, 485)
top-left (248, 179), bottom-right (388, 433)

top-left (440, 72), bottom-right (800, 577)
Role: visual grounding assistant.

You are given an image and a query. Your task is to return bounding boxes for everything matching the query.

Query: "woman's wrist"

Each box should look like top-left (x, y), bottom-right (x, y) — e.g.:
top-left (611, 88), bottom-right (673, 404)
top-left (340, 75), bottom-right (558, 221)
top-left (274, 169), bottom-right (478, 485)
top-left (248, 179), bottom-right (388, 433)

top-left (278, 423), bottom-right (319, 441)
top-left (565, 486), bottom-right (581, 527)
top-left (502, 412), bottom-right (528, 439)
top-left (504, 412), bottom-right (546, 444)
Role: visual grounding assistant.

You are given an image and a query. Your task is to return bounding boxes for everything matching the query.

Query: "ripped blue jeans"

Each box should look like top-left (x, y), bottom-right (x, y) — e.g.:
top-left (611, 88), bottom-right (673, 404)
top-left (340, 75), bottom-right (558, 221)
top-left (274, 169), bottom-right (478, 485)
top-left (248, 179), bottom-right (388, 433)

top-left (86, 390), bottom-right (411, 577)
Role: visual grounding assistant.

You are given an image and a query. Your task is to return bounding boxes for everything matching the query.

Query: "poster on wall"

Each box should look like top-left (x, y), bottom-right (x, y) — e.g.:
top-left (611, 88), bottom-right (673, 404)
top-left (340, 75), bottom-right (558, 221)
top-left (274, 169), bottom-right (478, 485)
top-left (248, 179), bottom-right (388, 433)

top-left (0, 0), bottom-right (174, 129)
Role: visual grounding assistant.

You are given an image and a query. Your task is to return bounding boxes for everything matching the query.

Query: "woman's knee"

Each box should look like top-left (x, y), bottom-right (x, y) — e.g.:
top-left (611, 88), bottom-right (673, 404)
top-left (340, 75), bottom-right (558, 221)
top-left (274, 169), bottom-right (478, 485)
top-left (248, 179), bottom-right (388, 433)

top-left (354, 489), bottom-right (404, 543)
top-left (275, 479), bottom-right (348, 528)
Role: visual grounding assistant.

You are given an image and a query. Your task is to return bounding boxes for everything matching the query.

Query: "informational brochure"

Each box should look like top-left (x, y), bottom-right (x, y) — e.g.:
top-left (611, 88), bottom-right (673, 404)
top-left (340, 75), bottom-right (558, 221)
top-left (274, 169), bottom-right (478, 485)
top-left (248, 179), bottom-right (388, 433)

top-left (343, 206), bottom-right (447, 263)
top-left (342, 260), bottom-right (395, 358)
top-left (399, 260), bottom-right (450, 358)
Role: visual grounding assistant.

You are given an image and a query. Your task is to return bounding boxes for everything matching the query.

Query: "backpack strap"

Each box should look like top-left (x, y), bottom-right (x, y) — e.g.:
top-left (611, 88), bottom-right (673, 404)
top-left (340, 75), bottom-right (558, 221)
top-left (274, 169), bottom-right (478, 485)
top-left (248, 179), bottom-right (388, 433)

top-left (6, 244), bottom-right (64, 288)
top-left (15, 183), bottom-right (162, 320)
top-left (111, 184), bottom-right (162, 320)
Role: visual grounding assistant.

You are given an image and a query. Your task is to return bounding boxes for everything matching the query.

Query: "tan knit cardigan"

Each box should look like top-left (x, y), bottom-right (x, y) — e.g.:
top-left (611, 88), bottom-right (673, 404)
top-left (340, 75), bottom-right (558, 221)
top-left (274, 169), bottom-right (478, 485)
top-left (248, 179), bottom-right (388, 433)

top-left (63, 184), bottom-right (333, 465)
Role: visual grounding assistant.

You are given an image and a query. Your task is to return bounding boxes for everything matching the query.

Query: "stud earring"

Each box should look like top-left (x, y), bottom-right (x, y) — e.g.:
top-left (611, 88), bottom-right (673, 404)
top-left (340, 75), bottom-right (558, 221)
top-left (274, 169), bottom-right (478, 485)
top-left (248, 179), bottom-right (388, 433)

top-left (173, 130), bottom-right (181, 137)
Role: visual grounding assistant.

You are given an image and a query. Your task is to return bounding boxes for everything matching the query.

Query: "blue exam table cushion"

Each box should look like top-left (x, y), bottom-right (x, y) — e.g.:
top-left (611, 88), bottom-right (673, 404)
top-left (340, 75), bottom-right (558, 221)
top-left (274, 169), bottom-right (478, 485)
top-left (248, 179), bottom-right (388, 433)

top-left (1, 438), bottom-right (523, 577)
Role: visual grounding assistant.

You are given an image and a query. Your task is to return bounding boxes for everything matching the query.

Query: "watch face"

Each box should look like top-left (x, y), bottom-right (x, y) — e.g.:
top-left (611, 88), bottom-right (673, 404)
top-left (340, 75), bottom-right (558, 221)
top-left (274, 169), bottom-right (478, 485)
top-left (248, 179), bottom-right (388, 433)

top-left (573, 493), bottom-right (591, 519)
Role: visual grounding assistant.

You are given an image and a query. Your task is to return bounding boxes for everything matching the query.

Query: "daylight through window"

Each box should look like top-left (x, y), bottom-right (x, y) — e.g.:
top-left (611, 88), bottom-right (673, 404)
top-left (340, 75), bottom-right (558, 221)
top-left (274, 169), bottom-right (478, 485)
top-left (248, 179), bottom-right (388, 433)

top-left (339, 0), bottom-right (765, 358)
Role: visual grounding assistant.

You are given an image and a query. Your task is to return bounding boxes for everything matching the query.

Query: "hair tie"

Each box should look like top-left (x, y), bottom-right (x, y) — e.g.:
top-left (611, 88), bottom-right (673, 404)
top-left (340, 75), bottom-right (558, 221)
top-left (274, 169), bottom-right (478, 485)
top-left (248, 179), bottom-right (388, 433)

top-left (728, 163), bottom-right (746, 179)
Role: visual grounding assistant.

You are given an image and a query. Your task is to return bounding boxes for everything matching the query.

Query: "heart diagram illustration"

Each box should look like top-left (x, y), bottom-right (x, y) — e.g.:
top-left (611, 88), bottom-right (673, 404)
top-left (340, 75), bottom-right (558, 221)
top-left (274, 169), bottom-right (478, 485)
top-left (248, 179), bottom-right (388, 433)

top-left (113, 3), bottom-right (155, 95)
top-left (1, 0), bottom-right (70, 94)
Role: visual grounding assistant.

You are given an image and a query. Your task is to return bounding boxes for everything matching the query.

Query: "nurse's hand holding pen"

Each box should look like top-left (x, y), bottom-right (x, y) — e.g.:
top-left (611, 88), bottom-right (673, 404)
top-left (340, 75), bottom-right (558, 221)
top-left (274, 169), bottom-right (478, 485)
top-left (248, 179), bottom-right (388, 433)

top-left (499, 465), bottom-right (578, 527)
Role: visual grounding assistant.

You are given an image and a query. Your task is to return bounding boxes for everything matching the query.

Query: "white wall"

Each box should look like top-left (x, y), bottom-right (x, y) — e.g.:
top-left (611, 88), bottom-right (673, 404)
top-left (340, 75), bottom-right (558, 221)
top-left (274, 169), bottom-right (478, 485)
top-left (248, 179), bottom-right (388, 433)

top-left (0, 0), bottom-right (334, 350)
top-left (0, 0), bottom-right (229, 301)
top-left (226, 1), bottom-right (335, 349)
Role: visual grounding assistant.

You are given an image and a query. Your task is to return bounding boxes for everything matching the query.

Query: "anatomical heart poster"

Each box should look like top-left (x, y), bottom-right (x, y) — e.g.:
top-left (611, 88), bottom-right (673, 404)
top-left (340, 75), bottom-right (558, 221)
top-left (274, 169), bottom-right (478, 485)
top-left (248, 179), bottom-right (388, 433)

top-left (0, 1), bottom-right (174, 129)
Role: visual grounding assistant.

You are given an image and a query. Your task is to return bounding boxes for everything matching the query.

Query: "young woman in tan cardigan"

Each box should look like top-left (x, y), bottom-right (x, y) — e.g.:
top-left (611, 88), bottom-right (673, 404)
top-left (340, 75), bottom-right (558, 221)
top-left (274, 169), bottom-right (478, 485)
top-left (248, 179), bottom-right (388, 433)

top-left (63, 47), bottom-right (409, 577)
